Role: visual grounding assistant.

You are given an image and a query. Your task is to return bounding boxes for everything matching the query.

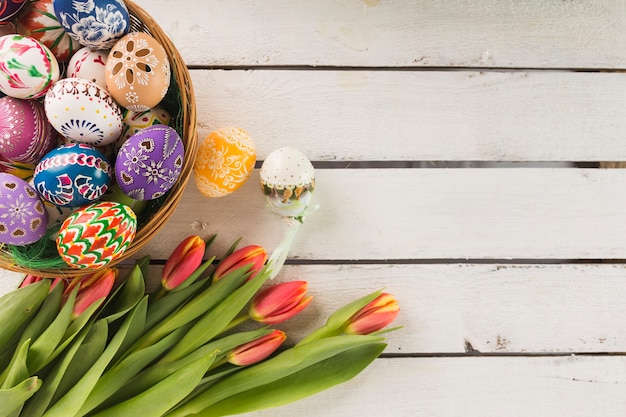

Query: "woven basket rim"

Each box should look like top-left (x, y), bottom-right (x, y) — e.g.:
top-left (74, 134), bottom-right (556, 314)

top-left (0, 0), bottom-right (198, 278)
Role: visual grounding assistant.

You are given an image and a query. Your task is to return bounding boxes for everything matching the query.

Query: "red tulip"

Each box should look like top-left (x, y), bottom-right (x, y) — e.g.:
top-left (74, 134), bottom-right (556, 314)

top-left (213, 245), bottom-right (267, 282)
top-left (65, 268), bottom-right (117, 319)
top-left (228, 330), bottom-right (286, 366)
top-left (20, 275), bottom-right (65, 292)
top-left (249, 280), bottom-right (312, 325)
top-left (161, 235), bottom-right (206, 290)
top-left (344, 293), bottom-right (400, 335)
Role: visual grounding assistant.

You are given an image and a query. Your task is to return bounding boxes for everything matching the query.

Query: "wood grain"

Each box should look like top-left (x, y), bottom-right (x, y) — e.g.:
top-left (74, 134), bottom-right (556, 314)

top-left (188, 69), bottom-right (626, 161)
top-left (139, 168), bottom-right (626, 261)
top-left (133, 0), bottom-right (626, 69)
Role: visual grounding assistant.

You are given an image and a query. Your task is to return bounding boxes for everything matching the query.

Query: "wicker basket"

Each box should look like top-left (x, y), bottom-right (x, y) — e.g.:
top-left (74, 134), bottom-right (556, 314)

top-left (0, 0), bottom-right (198, 278)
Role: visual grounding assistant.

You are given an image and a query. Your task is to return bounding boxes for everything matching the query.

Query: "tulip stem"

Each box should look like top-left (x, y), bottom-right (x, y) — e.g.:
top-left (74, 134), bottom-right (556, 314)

top-left (222, 314), bottom-right (250, 333)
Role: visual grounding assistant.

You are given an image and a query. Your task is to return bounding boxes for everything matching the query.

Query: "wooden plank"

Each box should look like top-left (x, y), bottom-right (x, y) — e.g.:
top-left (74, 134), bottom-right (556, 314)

top-left (139, 168), bottom-right (626, 261)
top-left (234, 356), bottom-right (626, 417)
top-left (189, 69), bottom-right (626, 161)
top-left (4, 262), bottom-right (626, 354)
top-left (134, 0), bottom-right (626, 69)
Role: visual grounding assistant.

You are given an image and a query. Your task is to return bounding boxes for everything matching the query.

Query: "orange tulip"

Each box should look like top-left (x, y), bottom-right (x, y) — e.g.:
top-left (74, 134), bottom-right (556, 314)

top-left (228, 330), bottom-right (286, 366)
top-left (161, 235), bottom-right (206, 290)
top-left (344, 293), bottom-right (399, 335)
top-left (249, 281), bottom-right (312, 325)
top-left (213, 245), bottom-right (267, 282)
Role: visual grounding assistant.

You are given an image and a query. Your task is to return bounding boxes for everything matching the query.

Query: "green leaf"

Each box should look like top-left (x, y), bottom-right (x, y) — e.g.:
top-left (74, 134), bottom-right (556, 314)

top-left (165, 335), bottom-right (384, 417)
top-left (133, 265), bottom-right (253, 352)
top-left (51, 320), bottom-right (108, 404)
top-left (42, 297), bottom-right (144, 417)
top-left (110, 296), bottom-right (148, 365)
top-left (0, 280), bottom-right (50, 352)
top-left (162, 268), bottom-right (270, 361)
top-left (1, 338), bottom-right (31, 389)
top-left (18, 283), bottom-right (63, 347)
top-left (26, 287), bottom-right (77, 373)
top-left (79, 326), bottom-right (187, 415)
top-left (144, 280), bottom-right (205, 331)
top-left (98, 264), bottom-right (146, 323)
top-left (0, 376), bottom-right (41, 416)
top-left (89, 349), bottom-right (218, 417)
top-left (195, 342), bottom-right (386, 417)
top-left (297, 290), bottom-right (383, 345)
top-left (19, 327), bottom-right (91, 417)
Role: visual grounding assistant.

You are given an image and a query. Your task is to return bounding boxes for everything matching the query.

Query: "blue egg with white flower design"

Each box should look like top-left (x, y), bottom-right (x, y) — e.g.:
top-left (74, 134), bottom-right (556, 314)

top-left (53, 0), bottom-right (130, 49)
top-left (34, 143), bottom-right (111, 208)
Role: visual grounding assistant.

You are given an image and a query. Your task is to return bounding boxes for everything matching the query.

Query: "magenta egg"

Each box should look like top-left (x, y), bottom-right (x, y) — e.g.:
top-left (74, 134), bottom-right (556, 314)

top-left (0, 97), bottom-right (57, 164)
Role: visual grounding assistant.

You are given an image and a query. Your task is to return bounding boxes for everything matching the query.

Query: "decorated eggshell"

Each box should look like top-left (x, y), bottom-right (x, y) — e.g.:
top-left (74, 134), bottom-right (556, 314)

top-left (0, 97), bottom-right (57, 163)
top-left (44, 77), bottom-right (123, 146)
top-left (53, 0), bottom-right (130, 49)
top-left (0, 0), bottom-right (28, 22)
top-left (115, 107), bottom-right (171, 152)
top-left (194, 127), bottom-right (256, 198)
top-left (0, 156), bottom-right (35, 182)
top-left (0, 172), bottom-right (48, 245)
top-left (115, 125), bottom-right (184, 200)
top-left (17, 0), bottom-right (79, 62)
top-left (67, 46), bottom-right (108, 87)
top-left (0, 34), bottom-right (60, 99)
top-left (34, 143), bottom-right (111, 207)
top-left (105, 32), bottom-right (171, 111)
top-left (260, 147), bottom-right (315, 218)
top-left (56, 200), bottom-right (136, 269)
top-left (101, 183), bottom-right (148, 216)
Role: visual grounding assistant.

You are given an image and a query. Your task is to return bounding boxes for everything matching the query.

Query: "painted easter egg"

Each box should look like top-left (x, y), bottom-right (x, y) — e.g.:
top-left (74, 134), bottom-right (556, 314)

top-left (56, 200), bottom-right (136, 269)
top-left (193, 127), bottom-right (256, 198)
top-left (115, 125), bottom-right (184, 200)
top-left (260, 147), bottom-right (315, 218)
top-left (0, 97), bottom-right (57, 164)
top-left (0, 172), bottom-right (48, 245)
top-left (105, 31), bottom-right (170, 111)
top-left (53, 0), bottom-right (130, 49)
top-left (33, 143), bottom-right (111, 207)
top-left (0, 34), bottom-right (60, 99)
top-left (66, 46), bottom-right (108, 87)
top-left (115, 107), bottom-right (171, 152)
top-left (44, 77), bottom-right (123, 146)
top-left (17, 0), bottom-right (79, 62)
top-left (100, 183), bottom-right (147, 216)
top-left (0, 0), bottom-right (28, 22)
top-left (0, 156), bottom-right (35, 182)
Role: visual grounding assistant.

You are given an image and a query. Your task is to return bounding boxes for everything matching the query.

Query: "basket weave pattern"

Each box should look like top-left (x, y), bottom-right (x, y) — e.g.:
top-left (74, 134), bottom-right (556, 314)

top-left (0, 0), bottom-right (198, 278)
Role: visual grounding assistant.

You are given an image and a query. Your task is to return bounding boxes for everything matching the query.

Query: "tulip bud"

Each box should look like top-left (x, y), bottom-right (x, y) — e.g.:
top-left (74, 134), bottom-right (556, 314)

top-left (249, 280), bottom-right (312, 325)
top-left (19, 274), bottom-right (43, 288)
top-left (228, 329), bottom-right (286, 366)
top-left (213, 245), bottom-right (267, 282)
top-left (344, 293), bottom-right (400, 335)
top-left (161, 235), bottom-right (206, 290)
top-left (66, 268), bottom-right (117, 319)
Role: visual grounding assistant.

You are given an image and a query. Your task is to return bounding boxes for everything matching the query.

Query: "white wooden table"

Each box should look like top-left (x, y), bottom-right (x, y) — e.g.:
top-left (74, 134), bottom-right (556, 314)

top-left (4, 1), bottom-right (626, 415)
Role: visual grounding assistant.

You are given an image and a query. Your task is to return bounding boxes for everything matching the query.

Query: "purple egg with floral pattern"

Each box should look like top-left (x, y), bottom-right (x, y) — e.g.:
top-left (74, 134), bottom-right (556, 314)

top-left (53, 0), bottom-right (130, 49)
top-left (0, 172), bottom-right (48, 245)
top-left (0, 0), bottom-right (28, 22)
top-left (115, 125), bottom-right (184, 201)
top-left (34, 143), bottom-right (111, 207)
top-left (0, 97), bottom-right (57, 164)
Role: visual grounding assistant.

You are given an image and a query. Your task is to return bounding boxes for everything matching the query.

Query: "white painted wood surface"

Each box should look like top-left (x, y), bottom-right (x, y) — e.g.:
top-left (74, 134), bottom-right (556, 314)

top-left (2, 1), bottom-right (626, 416)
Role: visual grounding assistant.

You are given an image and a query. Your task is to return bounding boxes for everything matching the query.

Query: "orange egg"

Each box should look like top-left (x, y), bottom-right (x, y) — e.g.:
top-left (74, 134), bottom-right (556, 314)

top-left (193, 127), bottom-right (256, 197)
top-left (105, 32), bottom-right (170, 111)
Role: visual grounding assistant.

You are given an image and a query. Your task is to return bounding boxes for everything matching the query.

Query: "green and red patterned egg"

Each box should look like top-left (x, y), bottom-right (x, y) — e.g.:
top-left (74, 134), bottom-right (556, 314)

top-left (56, 200), bottom-right (136, 269)
top-left (0, 34), bottom-right (60, 99)
top-left (17, 0), bottom-right (80, 62)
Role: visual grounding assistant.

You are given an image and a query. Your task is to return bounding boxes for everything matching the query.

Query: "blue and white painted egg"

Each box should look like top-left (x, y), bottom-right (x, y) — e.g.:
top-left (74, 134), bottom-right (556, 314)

top-left (115, 125), bottom-right (184, 201)
top-left (0, 172), bottom-right (48, 245)
top-left (53, 0), bottom-right (130, 49)
top-left (34, 143), bottom-right (111, 207)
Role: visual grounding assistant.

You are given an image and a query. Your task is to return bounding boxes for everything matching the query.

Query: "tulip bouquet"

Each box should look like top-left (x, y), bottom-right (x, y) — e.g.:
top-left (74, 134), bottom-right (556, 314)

top-left (0, 235), bottom-right (400, 417)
